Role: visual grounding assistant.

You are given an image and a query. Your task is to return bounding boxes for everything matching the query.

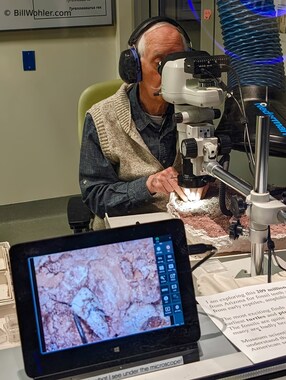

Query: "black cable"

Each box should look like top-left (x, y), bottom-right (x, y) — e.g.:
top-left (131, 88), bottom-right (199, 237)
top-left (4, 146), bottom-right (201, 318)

top-left (199, 65), bottom-right (254, 178)
top-left (267, 225), bottom-right (286, 277)
top-left (202, 64), bottom-right (255, 177)
top-left (189, 245), bottom-right (218, 273)
top-left (273, 251), bottom-right (286, 272)
top-left (267, 226), bottom-right (272, 283)
top-left (188, 243), bottom-right (216, 255)
top-left (220, 64), bottom-right (255, 177)
top-left (218, 154), bottom-right (233, 217)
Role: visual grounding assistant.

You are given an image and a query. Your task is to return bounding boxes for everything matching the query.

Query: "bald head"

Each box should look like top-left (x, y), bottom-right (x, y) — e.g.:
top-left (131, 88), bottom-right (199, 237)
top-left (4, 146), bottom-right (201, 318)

top-left (137, 22), bottom-right (188, 115)
top-left (137, 22), bottom-right (189, 57)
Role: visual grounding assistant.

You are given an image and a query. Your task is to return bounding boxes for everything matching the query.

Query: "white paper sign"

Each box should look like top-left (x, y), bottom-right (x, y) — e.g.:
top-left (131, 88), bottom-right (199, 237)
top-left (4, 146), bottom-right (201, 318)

top-left (197, 281), bottom-right (286, 363)
top-left (85, 356), bottom-right (184, 380)
top-left (0, 0), bottom-right (113, 31)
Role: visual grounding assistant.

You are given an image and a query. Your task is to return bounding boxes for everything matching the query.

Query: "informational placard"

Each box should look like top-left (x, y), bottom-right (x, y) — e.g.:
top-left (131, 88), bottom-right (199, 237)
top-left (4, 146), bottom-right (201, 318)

top-left (0, 0), bottom-right (113, 31)
top-left (197, 281), bottom-right (286, 364)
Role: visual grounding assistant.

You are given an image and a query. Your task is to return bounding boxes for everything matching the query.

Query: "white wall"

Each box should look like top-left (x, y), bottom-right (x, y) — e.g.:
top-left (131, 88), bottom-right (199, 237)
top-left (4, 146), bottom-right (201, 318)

top-left (0, 0), bottom-right (134, 206)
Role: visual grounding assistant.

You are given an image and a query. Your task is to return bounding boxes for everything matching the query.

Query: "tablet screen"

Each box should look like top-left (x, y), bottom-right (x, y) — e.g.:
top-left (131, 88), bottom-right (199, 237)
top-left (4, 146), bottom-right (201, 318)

top-left (29, 235), bottom-right (184, 354)
top-left (10, 219), bottom-right (200, 380)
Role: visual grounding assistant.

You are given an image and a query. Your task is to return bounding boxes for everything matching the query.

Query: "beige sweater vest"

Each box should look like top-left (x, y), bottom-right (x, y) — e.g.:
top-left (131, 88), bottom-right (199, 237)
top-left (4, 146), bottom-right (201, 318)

top-left (88, 83), bottom-right (181, 216)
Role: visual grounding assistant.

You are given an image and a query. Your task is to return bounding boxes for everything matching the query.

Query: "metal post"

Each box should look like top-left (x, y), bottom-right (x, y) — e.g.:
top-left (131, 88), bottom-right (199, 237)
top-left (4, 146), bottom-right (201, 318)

top-left (250, 115), bottom-right (270, 276)
top-left (254, 116), bottom-right (270, 194)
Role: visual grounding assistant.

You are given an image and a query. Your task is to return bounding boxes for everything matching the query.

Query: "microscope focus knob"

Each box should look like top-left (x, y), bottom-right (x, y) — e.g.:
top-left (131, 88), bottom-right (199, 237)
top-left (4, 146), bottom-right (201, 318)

top-left (229, 220), bottom-right (244, 240)
top-left (230, 196), bottom-right (247, 219)
top-left (181, 138), bottom-right (198, 159)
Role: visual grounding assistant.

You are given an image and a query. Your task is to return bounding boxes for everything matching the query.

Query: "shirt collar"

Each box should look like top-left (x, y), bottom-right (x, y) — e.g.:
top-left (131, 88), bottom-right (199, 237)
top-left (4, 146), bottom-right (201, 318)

top-left (128, 84), bottom-right (174, 132)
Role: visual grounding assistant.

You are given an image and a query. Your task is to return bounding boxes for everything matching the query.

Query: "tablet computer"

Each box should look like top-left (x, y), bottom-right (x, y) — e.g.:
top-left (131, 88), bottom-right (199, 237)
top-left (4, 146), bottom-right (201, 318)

top-left (9, 219), bottom-right (200, 380)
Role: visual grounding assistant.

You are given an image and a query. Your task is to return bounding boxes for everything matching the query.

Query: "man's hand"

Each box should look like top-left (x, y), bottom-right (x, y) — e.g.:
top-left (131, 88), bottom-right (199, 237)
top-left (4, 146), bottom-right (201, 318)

top-left (146, 167), bottom-right (188, 202)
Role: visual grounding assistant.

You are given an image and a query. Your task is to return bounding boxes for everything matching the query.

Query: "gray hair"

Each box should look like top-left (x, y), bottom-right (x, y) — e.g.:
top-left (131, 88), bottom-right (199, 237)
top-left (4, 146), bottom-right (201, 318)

top-left (136, 22), bottom-right (190, 56)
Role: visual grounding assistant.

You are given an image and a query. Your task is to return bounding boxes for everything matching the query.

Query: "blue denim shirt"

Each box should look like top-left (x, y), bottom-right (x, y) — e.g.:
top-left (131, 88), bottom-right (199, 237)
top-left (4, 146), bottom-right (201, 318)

top-left (79, 84), bottom-right (177, 218)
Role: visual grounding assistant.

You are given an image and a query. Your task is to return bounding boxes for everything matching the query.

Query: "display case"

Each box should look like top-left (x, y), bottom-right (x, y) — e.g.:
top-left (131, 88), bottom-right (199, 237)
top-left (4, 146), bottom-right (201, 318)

top-left (0, 242), bottom-right (13, 305)
top-left (0, 242), bottom-right (19, 349)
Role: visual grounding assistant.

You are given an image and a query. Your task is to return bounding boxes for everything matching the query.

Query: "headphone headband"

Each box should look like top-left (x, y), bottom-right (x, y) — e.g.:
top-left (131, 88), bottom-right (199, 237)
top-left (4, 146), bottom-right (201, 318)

top-left (128, 16), bottom-right (191, 47)
top-left (119, 16), bottom-right (191, 84)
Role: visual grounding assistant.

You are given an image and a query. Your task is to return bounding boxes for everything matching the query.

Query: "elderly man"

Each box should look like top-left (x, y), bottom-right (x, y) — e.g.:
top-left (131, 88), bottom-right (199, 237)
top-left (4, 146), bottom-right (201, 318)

top-left (79, 16), bottom-right (206, 228)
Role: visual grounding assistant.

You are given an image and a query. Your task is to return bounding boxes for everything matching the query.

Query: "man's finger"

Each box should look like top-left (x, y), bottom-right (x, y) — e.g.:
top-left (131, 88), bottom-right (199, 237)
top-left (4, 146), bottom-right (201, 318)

top-left (201, 183), bottom-right (209, 198)
top-left (175, 186), bottom-right (188, 202)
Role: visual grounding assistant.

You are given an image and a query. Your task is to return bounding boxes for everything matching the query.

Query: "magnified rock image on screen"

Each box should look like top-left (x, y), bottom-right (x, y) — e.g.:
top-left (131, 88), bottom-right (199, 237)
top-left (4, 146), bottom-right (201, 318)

top-left (32, 238), bottom-right (171, 352)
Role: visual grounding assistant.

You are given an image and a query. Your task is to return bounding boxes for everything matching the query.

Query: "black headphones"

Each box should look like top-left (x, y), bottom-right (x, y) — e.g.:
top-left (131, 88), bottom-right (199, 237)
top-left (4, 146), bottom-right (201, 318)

top-left (118, 16), bottom-right (191, 84)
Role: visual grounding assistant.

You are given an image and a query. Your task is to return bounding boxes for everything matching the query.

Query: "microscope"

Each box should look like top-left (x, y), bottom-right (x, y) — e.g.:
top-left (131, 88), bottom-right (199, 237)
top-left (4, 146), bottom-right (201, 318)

top-left (160, 51), bottom-right (286, 276)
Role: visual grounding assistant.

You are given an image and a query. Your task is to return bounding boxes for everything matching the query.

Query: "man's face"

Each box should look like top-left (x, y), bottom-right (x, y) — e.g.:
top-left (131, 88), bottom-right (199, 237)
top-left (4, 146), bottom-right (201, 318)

top-left (139, 25), bottom-right (186, 111)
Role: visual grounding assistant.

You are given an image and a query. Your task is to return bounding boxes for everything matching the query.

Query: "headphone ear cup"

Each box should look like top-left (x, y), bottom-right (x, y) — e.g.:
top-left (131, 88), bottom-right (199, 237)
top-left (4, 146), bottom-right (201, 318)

top-left (119, 47), bottom-right (142, 84)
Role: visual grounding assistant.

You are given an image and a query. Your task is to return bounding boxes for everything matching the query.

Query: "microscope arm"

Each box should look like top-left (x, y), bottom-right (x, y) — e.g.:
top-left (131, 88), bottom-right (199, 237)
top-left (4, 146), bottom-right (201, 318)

top-left (203, 160), bottom-right (252, 197)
